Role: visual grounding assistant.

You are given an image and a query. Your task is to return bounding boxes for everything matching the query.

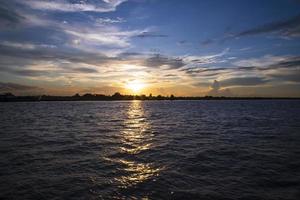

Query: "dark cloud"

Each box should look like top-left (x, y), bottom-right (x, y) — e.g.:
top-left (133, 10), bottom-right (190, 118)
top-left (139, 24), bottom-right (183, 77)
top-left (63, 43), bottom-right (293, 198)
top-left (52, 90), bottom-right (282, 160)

top-left (18, 0), bottom-right (128, 13)
top-left (0, 64), bottom-right (98, 78)
top-left (268, 57), bottom-right (300, 69)
top-left (193, 81), bottom-right (211, 88)
top-left (202, 78), bottom-right (268, 96)
top-left (184, 56), bottom-right (300, 78)
top-left (235, 56), bottom-right (300, 71)
top-left (71, 67), bottom-right (98, 73)
top-left (135, 31), bottom-right (168, 38)
top-left (221, 77), bottom-right (269, 87)
top-left (211, 80), bottom-right (220, 90)
top-left (0, 82), bottom-right (40, 91)
top-left (11, 67), bottom-right (98, 77)
top-left (235, 14), bottom-right (300, 38)
top-left (178, 40), bottom-right (187, 44)
top-left (0, 3), bottom-right (24, 27)
top-left (164, 74), bottom-right (177, 77)
top-left (184, 67), bottom-right (228, 75)
top-left (269, 70), bottom-right (300, 83)
top-left (206, 80), bottom-right (233, 96)
top-left (0, 43), bottom-right (114, 67)
top-left (0, 43), bottom-right (104, 77)
top-left (119, 52), bottom-right (144, 56)
top-left (236, 66), bottom-right (257, 71)
top-left (203, 14), bottom-right (300, 45)
top-left (118, 52), bottom-right (145, 59)
top-left (201, 38), bottom-right (215, 46)
top-left (0, 64), bottom-right (55, 77)
top-left (183, 65), bottom-right (236, 78)
top-left (176, 40), bottom-right (190, 46)
top-left (144, 54), bottom-right (185, 69)
top-left (13, 69), bottom-right (49, 77)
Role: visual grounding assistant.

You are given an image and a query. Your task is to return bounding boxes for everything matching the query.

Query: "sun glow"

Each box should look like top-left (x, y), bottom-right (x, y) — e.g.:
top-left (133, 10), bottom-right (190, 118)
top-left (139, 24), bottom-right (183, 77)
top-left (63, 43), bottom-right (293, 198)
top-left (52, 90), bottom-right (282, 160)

top-left (126, 80), bottom-right (145, 94)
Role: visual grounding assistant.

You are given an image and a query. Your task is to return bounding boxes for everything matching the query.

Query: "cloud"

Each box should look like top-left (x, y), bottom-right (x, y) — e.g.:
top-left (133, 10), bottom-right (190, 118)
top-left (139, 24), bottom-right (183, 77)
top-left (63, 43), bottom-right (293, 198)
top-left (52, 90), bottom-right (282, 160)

top-left (206, 80), bottom-right (232, 96)
top-left (21, 0), bottom-right (128, 13)
top-left (233, 55), bottom-right (289, 67)
top-left (188, 55), bottom-right (300, 96)
top-left (0, 41), bottom-right (54, 50)
top-left (0, 3), bottom-right (24, 27)
top-left (201, 38), bottom-right (215, 46)
top-left (221, 77), bottom-right (269, 87)
top-left (196, 78), bottom-right (269, 97)
top-left (184, 68), bottom-right (229, 79)
top-left (211, 80), bottom-right (220, 90)
top-left (269, 69), bottom-right (300, 83)
top-left (12, 69), bottom-right (50, 77)
top-left (203, 14), bottom-right (300, 45)
top-left (268, 57), bottom-right (300, 70)
top-left (0, 41), bottom-right (113, 79)
top-left (135, 31), bottom-right (168, 38)
top-left (183, 48), bottom-right (229, 65)
top-left (0, 41), bottom-right (116, 65)
top-left (0, 0), bottom-right (168, 84)
top-left (95, 17), bottom-right (126, 24)
top-left (235, 14), bottom-right (300, 38)
top-left (0, 63), bottom-right (98, 78)
top-left (233, 55), bottom-right (300, 71)
top-left (1, 1), bottom-right (299, 97)
top-left (0, 82), bottom-right (41, 91)
top-left (0, 1), bottom-right (141, 50)
top-left (16, 13), bottom-right (142, 49)
top-left (65, 29), bottom-right (133, 48)
top-left (144, 54), bottom-right (185, 69)
top-left (176, 40), bottom-right (188, 46)
top-left (71, 67), bottom-right (98, 73)
top-left (184, 55), bottom-right (300, 78)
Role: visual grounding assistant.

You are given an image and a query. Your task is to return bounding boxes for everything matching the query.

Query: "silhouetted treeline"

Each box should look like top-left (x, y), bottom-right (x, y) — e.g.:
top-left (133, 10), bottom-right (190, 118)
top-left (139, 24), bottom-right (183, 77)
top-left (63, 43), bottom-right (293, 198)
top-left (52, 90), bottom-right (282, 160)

top-left (0, 92), bottom-right (299, 102)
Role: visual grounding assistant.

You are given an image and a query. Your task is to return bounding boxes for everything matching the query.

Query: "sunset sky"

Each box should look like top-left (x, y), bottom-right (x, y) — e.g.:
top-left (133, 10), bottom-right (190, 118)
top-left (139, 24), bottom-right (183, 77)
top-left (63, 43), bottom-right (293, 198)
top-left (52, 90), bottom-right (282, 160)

top-left (0, 0), bottom-right (300, 97)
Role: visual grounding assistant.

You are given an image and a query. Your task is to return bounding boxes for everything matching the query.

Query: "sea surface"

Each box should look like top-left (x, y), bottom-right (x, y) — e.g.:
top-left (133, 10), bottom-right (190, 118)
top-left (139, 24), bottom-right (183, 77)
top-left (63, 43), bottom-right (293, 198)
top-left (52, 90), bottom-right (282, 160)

top-left (0, 100), bottom-right (300, 200)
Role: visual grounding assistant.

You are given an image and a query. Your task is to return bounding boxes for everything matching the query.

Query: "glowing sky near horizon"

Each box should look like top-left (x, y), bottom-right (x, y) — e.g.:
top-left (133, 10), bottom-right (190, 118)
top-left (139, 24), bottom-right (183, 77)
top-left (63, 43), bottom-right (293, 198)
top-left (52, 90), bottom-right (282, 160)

top-left (0, 0), bottom-right (300, 96)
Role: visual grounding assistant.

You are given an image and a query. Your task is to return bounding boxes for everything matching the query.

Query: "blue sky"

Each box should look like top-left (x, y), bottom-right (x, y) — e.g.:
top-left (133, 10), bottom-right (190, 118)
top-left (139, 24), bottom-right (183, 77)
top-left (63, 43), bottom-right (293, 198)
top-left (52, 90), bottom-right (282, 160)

top-left (0, 0), bottom-right (300, 96)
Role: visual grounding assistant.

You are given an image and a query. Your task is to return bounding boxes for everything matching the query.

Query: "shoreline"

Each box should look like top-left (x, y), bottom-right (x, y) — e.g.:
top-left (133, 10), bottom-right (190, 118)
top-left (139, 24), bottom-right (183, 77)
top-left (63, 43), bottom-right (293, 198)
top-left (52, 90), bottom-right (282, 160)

top-left (1, 97), bottom-right (300, 102)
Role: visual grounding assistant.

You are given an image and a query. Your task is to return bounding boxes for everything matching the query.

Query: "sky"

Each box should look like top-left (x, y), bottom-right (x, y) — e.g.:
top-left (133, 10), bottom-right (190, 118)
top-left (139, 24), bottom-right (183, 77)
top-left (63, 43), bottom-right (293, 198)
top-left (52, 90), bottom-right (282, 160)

top-left (0, 0), bottom-right (300, 97)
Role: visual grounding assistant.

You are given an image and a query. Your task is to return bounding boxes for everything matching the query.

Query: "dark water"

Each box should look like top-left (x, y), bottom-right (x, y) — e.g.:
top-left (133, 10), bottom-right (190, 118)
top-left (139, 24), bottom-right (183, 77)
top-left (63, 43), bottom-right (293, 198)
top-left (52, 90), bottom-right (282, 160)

top-left (0, 100), bottom-right (300, 200)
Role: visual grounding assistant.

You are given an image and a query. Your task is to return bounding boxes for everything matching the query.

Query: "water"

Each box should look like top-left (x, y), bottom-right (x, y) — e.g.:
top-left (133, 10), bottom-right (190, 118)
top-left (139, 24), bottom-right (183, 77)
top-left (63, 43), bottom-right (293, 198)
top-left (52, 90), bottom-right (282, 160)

top-left (0, 100), bottom-right (300, 200)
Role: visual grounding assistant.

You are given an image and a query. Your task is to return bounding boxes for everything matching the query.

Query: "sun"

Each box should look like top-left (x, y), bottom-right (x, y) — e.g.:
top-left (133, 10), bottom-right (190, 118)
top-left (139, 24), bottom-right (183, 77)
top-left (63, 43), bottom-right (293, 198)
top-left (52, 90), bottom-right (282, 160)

top-left (126, 80), bottom-right (145, 94)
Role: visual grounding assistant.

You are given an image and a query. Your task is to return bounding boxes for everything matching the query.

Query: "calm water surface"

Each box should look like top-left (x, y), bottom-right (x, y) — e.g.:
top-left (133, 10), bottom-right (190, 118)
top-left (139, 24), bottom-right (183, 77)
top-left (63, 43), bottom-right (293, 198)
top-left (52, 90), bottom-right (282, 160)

top-left (0, 100), bottom-right (300, 199)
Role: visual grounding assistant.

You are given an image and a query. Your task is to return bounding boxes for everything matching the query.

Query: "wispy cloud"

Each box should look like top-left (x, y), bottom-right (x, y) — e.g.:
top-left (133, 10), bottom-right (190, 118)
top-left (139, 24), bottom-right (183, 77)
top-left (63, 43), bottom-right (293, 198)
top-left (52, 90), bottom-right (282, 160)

top-left (0, 41), bottom-right (57, 50)
top-left (202, 14), bottom-right (300, 46)
top-left (221, 77), bottom-right (269, 87)
top-left (95, 17), bottom-right (126, 24)
top-left (185, 55), bottom-right (300, 77)
top-left (183, 48), bottom-right (229, 65)
top-left (232, 55), bottom-right (289, 67)
top-left (135, 31), bottom-right (168, 38)
top-left (0, 82), bottom-right (41, 92)
top-left (0, 3), bottom-right (24, 27)
top-left (269, 69), bottom-right (300, 83)
top-left (201, 38), bottom-right (215, 46)
top-left (206, 80), bottom-right (233, 96)
top-left (20, 0), bottom-right (128, 13)
top-left (234, 14), bottom-right (300, 38)
top-left (65, 29), bottom-right (133, 48)
top-left (2, 6), bottom-right (146, 51)
top-left (144, 54), bottom-right (185, 69)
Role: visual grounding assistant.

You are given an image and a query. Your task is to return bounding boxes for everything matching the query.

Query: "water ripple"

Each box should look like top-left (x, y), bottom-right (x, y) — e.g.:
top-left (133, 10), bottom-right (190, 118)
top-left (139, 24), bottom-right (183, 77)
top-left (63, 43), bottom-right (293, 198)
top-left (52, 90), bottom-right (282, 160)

top-left (0, 100), bottom-right (299, 199)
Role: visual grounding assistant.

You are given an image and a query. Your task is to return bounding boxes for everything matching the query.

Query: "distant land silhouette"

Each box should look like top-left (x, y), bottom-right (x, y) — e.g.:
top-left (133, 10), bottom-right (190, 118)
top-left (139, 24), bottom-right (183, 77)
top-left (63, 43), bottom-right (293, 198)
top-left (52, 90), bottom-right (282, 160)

top-left (0, 92), bottom-right (299, 102)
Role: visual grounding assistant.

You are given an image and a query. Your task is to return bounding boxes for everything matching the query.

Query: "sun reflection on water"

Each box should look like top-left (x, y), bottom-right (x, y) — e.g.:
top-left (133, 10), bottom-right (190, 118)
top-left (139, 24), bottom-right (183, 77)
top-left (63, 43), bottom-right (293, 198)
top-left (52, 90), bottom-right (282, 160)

top-left (106, 101), bottom-right (163, 188)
